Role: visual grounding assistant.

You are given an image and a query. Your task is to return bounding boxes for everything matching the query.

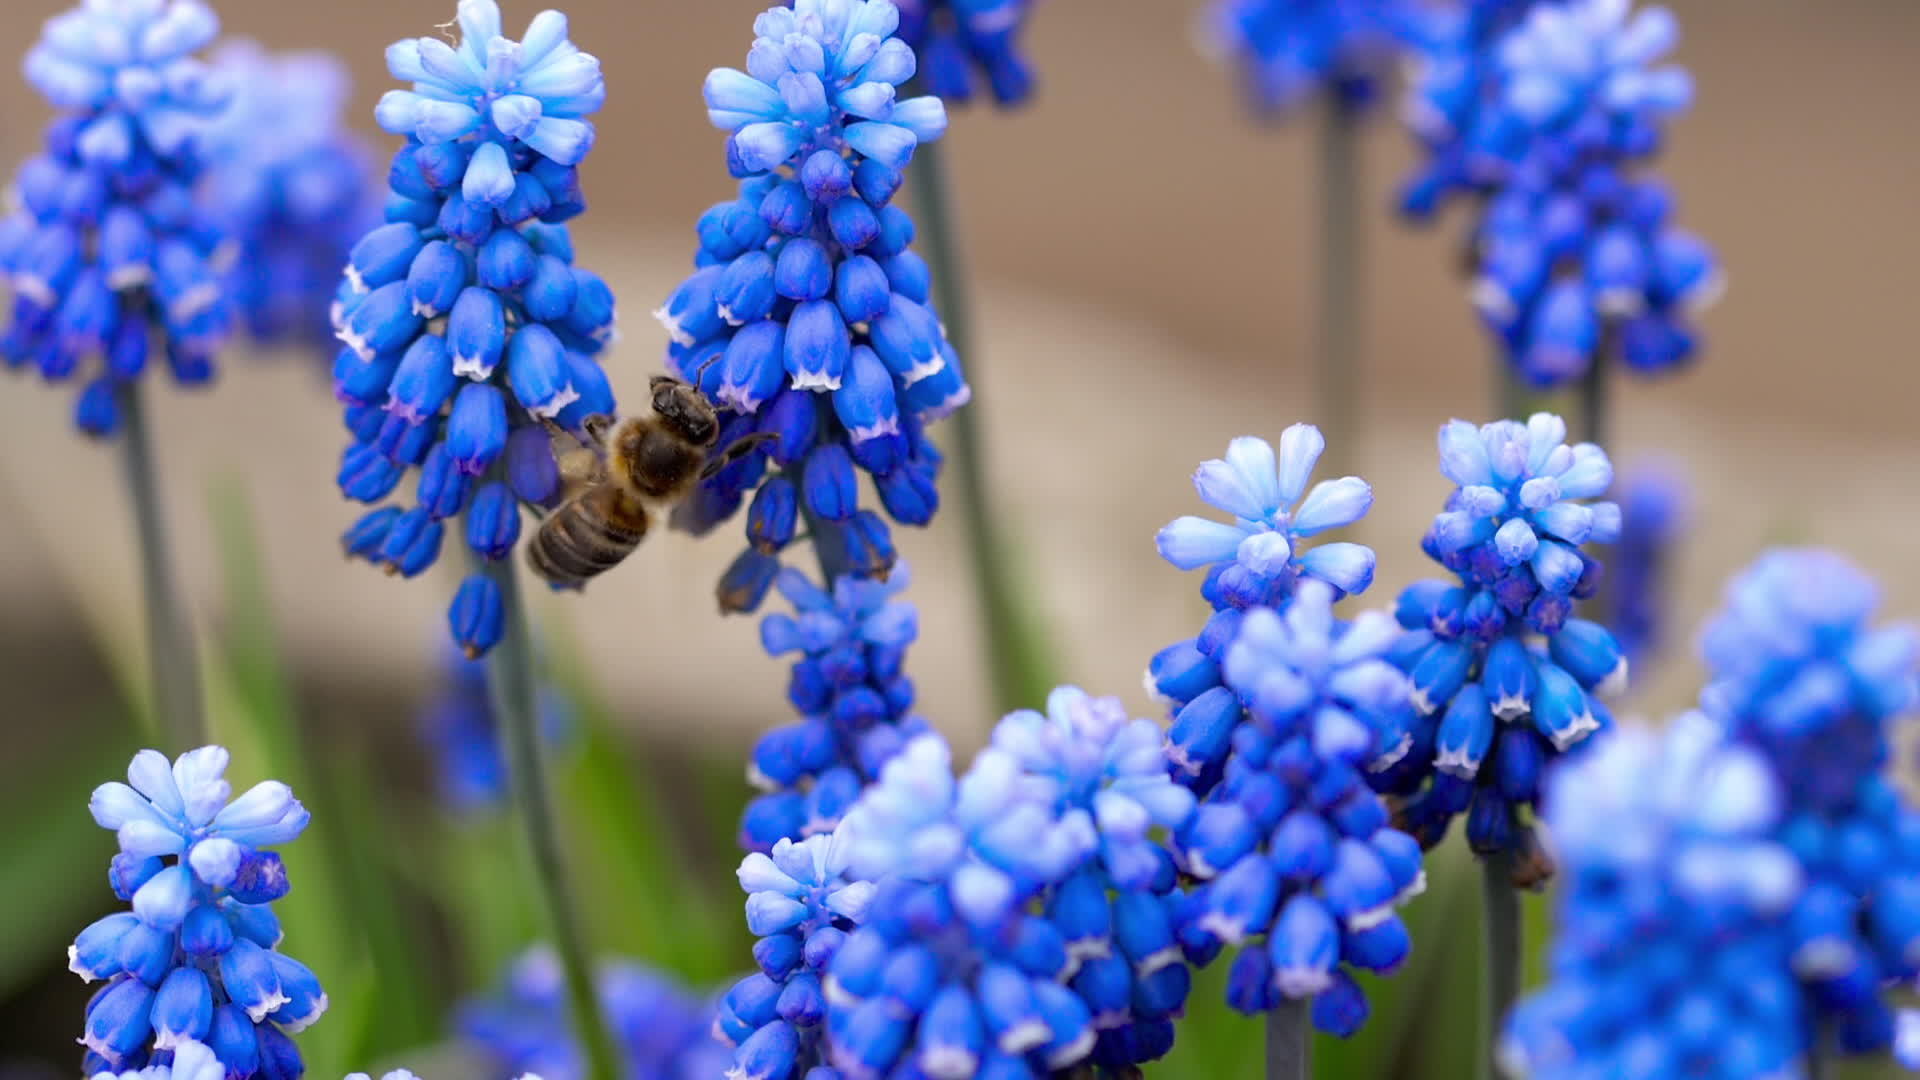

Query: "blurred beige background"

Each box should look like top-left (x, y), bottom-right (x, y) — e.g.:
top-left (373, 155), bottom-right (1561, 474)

top-left (2, 0), bottom-right (1918, 746)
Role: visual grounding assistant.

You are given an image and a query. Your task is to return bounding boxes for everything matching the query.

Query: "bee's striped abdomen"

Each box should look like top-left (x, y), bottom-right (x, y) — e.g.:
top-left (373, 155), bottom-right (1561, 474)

top-left (526, 485), bottom-right (650, 590)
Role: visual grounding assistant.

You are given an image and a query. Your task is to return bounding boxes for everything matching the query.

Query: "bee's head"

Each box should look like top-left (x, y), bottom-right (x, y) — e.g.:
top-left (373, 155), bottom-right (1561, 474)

top-left (649, 375), bottom-right (719, 447)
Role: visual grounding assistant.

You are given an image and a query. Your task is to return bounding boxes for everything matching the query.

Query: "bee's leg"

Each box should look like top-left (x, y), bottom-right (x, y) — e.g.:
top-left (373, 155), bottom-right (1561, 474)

top-left (700, 431), bottom-right (780, 480)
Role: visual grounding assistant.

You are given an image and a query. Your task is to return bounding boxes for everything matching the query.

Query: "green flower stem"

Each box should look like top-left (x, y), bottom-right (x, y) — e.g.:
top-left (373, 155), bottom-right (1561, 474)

top-left (1578, 349), bottom-right (1610, 446)
top-left (1267, 997), bottom-right (1311, 1080)
top-left (1316, 97), bottom-right (1362, 477)
top-left (1481, 850), bottom-right (1522, 1080)
top-left (905, 138), bottom-right (1058, 715)
top-left (475, 550), bottom-right (621, 1080)
top-left (116, 380), bottom-right (203, 748)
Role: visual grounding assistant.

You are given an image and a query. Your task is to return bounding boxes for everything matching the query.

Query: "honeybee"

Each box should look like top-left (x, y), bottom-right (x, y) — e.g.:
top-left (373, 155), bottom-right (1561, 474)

top-left (526, 375), bottom-right (770, 590)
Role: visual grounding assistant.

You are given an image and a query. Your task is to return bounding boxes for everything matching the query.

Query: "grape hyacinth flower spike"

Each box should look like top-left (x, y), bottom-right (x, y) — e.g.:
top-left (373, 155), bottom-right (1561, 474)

top-left (1601, 461), bottom-right (1687, 676)
top-left (2, 0), bottom-right (234, 434)
top-left (800, 693), bottom-right (1200, 1078)
top-left (1371, 413), bottom-right (1624, 875)
top-left (201, 41), bottom-right (376, 352)
top-left (1203, 0), bottom-right (1424, 117)
top-left (892, 0), bottom-right (1040, 108)
top-left (1698, 549), bottom-right (1920, 1061)
top-left (460, 947), bottom-right (730, 1080)
top-left (332, 0), bottom-right (615, 658)
top-left (660, 0), bottom-right (970, 606)
top-left (1501, 712), bottom-right (1812, 1077)
top-left (72, 747), bottom-right (323, 1077)
top-left (419, 646), bottom-right (572, 811)
top-left (716, 832), bottom-right (875, 1079)
top-left (1170, 581), bottom-right (1426, 1037)
top-left (739, 565), bottom-right (924, 852)
top-left (1148, 425), bottom-right (1379, 798)
top-left (1402, 0), bottom-right (1721, 386)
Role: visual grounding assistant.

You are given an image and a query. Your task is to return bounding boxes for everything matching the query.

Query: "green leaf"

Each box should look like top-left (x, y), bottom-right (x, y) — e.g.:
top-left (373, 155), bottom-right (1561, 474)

top-left (0, 732), bottom-right (129, 997)
top-left (204, 478), bottom-right (440, 1068)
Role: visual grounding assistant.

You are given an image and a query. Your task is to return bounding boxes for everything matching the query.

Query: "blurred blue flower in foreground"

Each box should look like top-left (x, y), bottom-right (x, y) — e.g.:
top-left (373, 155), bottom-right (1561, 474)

top-left (1603, 461), bottom-right (1687, 674)
top-left (1171, 582), bottom-right (1425, 1036)
top-left (739, 566), bottom-right (925, 851)
top-left (1371, 414), bottom-right (1622, 868)
top-left (1502, 712), bottom-right (1810, 1078)
top-left (1203, 0), bottom-right (1424, 116)
top-left (418, 648), bottom-right (572, 811)
top-left (2, 0), bottom-right (234, 435)
top-left (200, 40), bottom-right (376, 352)
top-left (893, 0), bottom-right (1039, 107)
top-left (332, 0), bottom-right (615, 657)
top-left (73, 748), bottom-right (322, 1076)
top-left (86, 1038), bottom-right (226, 1080)
top-left (1402, 0), bottom-right (1719, 387)
top-left (461, 947), bottom-right (726, 1080)
top-left (661, 0), bottom-right (967, 604)
top-left (725, 689), bottom-right (1200, 1078)
top-left (1699, 549), bottom-right (1920, 1057)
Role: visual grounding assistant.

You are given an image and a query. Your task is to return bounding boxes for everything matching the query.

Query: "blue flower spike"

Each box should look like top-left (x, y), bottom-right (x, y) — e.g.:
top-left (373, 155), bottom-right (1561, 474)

top-left (4, 0), bottom-right (235, 434)
top-left (891, 0), bottom-right (1040, 107)
top-left (73, 747), bottom-right (323, 1077)
top-left (1203, 0), bottom-right (1425, 117)
top-left (662, 1), bottom-right (971, 605)
top-left (460, 946), bottom-right (730, 1080)
top-left (1165, 580), bottom-right (1425, 1037)
top-left (419, 646), bottom-right (572, 811)
top-left (741, 565), bottom-right (924, 853)
top-left (1501, 712), bottom-right (1812, 1079)
top-left (809, 689), bottom-right (1203, 1078)
top-left (1371, 414), bottom-right (1624, 873)
top-left (1401, 0), bottom-right (1720, 387)
top-left (717, 832), bottom-right (874, 1079)
top-left (1696, 549), bottom-right (1920, 1059)
top-left (1156, 426), bottom-right (1378, 614)
top-left (333, 0), bottom-right (617, 656)
top-left (201, 40), bottom-right (377, 352)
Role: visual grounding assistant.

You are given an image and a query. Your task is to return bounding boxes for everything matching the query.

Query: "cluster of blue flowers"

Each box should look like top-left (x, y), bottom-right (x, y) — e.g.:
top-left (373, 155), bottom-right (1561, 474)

top-left (658, 0), bottom-right (969, 605)
top-left (418, 647), bottom-right (571, 811)
top-left (1148, 428), bottom-right (1425, 1035)
top-left (2, 0), bottom-right (234, 436)
top-left (330, 0), bottom-right (615, 659)
top-left (1171, 584), bottom-right (1426, 1036)
top-left (1602, 461), bottom-right (1686, 673)
top-left (718, 832), bottom-right (873, 1078)
top-left (1203, 0), bottom-right (1423, 116)
top-left (460, 946), bottom-right (727, 1080)
top-left (1402, 0), bottom-right (1719, 387)
top-left (200, 41), bottom-right (375, 352)
top-left (1698, 550), bottom-right (1920, 1058)
top-left (72, 748), bottom-right (323, 1077)
top-left (724, 688), bottom-right (1199, 1078)
top-left (1501, 711), bottom-right (1812, 1077)
top-left (1368, 415), bottom-right (1623, 868)
top-left (739, 566), bottom-right (926, 851)
top-left (889, 0), bottom-right (1038, 107)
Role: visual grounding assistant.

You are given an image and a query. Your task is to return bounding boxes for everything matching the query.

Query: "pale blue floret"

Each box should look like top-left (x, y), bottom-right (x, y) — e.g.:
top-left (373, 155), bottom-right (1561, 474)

top-left (1156, 426), bottom-right (1378, 611)
top-left (377, 1), bottom-right (606, 168)
top-left (704, 1), bottom-right (949, 174)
